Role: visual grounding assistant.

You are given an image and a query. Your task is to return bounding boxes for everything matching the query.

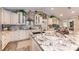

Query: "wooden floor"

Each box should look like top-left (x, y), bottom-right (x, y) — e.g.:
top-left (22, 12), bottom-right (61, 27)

top-left (3, 42), bottom-right (17, 51)
top-left (3, 39), bottom-right (32, 51)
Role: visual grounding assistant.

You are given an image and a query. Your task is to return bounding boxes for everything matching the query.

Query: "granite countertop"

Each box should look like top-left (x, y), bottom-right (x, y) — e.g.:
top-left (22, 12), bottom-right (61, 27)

top-left (33, 33), bottom-right (79, 51)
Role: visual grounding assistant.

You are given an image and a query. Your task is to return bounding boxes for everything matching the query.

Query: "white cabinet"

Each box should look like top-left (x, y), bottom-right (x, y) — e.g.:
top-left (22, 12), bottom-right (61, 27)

top-left (17, 12), bottom-right (26, 25)
top-left (48, 18), bottom-right (53, 25)
top-left (17, 12), bottom-right (23, 24)
top-left (1, 8), bottom-right (19, 25)
top-left (2, 9), bottom-right (11, 24)
top-left (0, 8), bottom-right (2, 31)
top-left (35, 14), bottom-right (43, 25)
top-left (1, 9), bottom-right (27, 25)
top-left (41, 19), bottom-right (48, 31)
top-left (0, 8), bottom-right (2, 24)
top-left (10, 30), bottom-right (30, 42)
top-left (48, 18), bottom-right (59, 25)
top-left (2, 30), bottom-right (31, 50)
top-left (10, 12), bottom-right (18, 24)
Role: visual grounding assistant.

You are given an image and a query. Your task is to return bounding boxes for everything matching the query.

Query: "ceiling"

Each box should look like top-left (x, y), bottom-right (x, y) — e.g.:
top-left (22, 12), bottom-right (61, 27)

top-left (4, 7), bottom-right (79, 20)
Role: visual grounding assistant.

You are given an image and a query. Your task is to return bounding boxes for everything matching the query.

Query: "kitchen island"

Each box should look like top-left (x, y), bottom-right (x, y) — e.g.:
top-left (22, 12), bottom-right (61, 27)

top-left (32, 32), bottom-right (79, 51)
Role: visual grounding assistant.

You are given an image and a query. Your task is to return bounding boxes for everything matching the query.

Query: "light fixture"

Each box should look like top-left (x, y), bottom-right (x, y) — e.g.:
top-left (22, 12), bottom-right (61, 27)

top-left (60, 14), bottom-right (63, 17)
top-left (51, 8), bottom-right (54, 10)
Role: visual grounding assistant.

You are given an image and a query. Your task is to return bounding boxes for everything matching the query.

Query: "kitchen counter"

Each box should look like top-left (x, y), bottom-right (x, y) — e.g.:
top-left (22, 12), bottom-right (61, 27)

top-left (1, 29), bottom-right (42, 50)
top-left (32, 33), bottom-right (79, 51)
top-left (1, 30), bottom-right (31, 50)
top-left (2, 29), bottom-right (79, 51)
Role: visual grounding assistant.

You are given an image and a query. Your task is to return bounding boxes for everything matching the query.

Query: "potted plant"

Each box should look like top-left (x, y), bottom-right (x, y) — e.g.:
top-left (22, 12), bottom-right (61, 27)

top-left (50, 15), bottom-right (60, 20)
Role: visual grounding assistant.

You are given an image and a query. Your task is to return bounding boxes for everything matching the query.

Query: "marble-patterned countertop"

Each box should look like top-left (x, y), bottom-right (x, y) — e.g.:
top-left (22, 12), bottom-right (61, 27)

top-left (33, 33), bottom-right (79, 51)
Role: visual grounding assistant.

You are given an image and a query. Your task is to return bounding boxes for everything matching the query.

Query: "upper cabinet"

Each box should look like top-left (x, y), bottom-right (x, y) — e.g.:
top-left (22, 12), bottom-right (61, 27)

top-left (34, 11), bottom-right (48, 31)
top-left (48, 17), bottom-right (60, 25)
top-left (35, 14), bottom-right (42, 25)
top-left (1, 8), bottom-right (18, 25)
top-left (1, 9), bottom-right (11, 24)
top-left (34, 11), bottom-right (47, 25)
top-left (1, 8), bottom-right (26, 25)
top-left (0, 8), bottom-right (2, 31)
top-left (52, 17), bottom-right (59, 25)
top-left (16, 10), bottom-right (27, 25)
top-left (10, 12), bottom-right (18, 25)
top-left (0, 8), bottom-right (2, 24)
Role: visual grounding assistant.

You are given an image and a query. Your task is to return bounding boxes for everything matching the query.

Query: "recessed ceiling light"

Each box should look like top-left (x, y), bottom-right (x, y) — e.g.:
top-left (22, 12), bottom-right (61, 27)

top-left (51, 8), bottom-right (54, 10)
top-left (60, 14), bottom-right (63, 17)
top-left (71, 11), bottom-right (75, 13)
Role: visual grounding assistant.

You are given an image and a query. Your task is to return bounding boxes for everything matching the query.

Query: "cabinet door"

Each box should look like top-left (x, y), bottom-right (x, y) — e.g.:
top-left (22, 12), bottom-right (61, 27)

top-left (2, 9), bottom-right (11, 24)
top-left (10, 12), bottom-right (18, 24)
top-left (35, 15), bottom-right (42, 25)
top-left (0, 8), bottom-right (2, 31)
top-left (0, 8), bottom-right (2, 24)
